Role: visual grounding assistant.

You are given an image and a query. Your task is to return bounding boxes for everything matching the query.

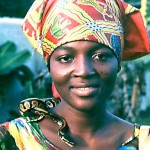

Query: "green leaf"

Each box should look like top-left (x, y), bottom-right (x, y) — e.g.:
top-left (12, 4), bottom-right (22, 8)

top-left (0, 50), bottom-right (31, 75)
top-left (0, 41), bottom-right (16, 57)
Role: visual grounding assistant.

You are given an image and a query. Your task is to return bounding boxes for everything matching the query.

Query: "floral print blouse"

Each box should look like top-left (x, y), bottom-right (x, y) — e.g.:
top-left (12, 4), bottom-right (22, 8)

top-left (0, 117), bottom-right (140, 150)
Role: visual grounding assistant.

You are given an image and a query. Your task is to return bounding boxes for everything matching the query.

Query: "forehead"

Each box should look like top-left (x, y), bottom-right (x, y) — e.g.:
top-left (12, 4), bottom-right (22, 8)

top-left (55, 41), bottom-right (113, 53)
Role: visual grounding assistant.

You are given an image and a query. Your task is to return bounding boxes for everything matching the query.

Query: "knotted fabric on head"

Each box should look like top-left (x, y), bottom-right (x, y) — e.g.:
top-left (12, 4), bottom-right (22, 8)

top-left (22, 0), bottom-right (150, 64)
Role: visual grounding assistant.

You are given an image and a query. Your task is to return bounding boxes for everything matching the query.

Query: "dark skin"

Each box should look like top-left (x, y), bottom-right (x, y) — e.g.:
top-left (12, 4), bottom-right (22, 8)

top-left (39, 41), bottom-right (135, 150)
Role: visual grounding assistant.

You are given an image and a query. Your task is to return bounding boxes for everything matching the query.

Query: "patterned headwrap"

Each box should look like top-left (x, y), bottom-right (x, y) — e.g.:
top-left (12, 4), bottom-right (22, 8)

top-left (22, 0), bottom-right (150, 64)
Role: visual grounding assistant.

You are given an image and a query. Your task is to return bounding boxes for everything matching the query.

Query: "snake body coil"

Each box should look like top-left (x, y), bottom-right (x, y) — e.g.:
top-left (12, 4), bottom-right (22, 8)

top-left (19, 98), bottom-right (75, 147)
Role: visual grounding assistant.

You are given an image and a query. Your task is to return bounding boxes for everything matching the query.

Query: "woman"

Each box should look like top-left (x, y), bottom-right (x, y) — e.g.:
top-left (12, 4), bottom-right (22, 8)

top-left (0, 0), bottom-right (150, 149)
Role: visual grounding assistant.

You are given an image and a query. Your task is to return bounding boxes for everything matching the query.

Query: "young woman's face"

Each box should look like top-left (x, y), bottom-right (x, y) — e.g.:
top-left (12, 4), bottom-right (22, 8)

top-left (50, 41), bottom-right (119, 111)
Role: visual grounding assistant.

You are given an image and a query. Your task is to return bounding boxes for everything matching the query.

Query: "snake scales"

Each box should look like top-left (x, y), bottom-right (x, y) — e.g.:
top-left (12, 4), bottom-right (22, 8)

top-left (19, 97), bottom-right (75, 147)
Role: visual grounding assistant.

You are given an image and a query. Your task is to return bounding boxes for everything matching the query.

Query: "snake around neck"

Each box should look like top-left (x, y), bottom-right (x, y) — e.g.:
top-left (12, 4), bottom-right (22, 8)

top-left (19, 97), bottom-right (75, 147)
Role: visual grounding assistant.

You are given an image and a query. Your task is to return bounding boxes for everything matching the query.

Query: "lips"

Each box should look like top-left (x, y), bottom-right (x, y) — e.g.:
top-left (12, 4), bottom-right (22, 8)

top-left (70, 83), bottom-right (99, 97)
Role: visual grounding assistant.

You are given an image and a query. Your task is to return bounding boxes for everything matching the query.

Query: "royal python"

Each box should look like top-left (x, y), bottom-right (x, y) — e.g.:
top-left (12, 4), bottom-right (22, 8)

top-left (19, 97), bottom-right (75, 147)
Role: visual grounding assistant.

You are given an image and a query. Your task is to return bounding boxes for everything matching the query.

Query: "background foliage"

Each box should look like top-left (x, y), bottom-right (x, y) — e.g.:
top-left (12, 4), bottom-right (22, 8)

top-left (0, 0), bottom-right (146, 17)
top-left (0, 0), bottom-right (150, 124)
top-left (0, 0), bottom-right (34, 18)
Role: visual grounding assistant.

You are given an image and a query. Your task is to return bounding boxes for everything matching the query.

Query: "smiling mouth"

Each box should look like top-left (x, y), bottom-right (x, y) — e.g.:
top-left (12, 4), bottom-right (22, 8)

top-left (70, 86), bottom-right (99, 97)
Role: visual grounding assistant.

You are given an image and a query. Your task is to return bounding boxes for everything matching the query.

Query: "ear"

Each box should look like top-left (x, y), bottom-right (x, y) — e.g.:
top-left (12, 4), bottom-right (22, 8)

top-left (52, 82), bottom-right (62, 99)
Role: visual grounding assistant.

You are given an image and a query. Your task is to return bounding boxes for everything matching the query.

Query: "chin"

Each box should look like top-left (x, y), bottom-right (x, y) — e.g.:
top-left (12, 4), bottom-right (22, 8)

top-left (69, 96), bottom-right (105, 112)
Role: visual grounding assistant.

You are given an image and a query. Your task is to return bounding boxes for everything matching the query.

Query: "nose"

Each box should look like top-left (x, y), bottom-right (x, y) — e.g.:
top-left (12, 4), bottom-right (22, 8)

top-left (73, 56), bottom-right (95, 77)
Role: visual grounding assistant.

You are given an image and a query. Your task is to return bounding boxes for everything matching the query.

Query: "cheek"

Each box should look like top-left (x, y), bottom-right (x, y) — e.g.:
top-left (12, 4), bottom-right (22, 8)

top-left (102, 64), bottom-right (118, 78)
top-left (50, 69), bottom-right (65, 84)
top-left (98, 59), bottom-right (118, 78)
top-left (98, 62), bottom-right (118, 89)
top-left (50, 66), bottom-right (70, 98)
top-left (50, 62), bottom-right (72, 85)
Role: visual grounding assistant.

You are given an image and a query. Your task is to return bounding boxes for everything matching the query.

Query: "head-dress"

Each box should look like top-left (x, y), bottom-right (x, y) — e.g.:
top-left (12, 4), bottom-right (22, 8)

top-left (22, 0), bottom-right (150, 99)
top-left (22, 0), bottom-right (150, 65)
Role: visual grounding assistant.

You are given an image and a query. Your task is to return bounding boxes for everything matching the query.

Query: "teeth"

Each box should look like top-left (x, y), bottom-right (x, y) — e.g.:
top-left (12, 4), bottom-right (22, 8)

top-left (77, 87), bottom-right (92, 91)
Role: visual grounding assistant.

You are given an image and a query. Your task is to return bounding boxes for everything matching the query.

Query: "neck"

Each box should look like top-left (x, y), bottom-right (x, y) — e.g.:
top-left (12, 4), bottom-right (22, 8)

top-left (54, 100), bottom-right (114, 137)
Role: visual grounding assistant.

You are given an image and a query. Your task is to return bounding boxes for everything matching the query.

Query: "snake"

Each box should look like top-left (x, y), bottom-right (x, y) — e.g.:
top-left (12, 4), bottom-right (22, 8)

top-left (19, 97), bottom-right (75, 147)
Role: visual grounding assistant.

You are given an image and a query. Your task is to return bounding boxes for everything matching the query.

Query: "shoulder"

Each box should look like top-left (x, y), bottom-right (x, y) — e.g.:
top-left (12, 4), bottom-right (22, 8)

top-left (0, 117), bottom-right (29, 140)
top-left (0, 117), bottom-right (27, 129)
top-left (0, 119), bottom-right (26, 149)
top-left (0, 117), bottom-right (47, 149)
top-left (138, 125), bottom-right (150, 150)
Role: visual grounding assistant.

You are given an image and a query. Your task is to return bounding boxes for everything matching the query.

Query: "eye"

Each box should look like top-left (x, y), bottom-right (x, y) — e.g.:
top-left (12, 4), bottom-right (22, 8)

top-left (92, 53), bottom-right (109, 62)
top-left (58, 55), bottom-right (74, 63)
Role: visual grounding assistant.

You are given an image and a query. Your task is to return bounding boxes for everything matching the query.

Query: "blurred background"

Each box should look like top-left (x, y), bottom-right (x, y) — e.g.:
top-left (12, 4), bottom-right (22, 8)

top-left (0, 0), bottom-right (150, 124)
